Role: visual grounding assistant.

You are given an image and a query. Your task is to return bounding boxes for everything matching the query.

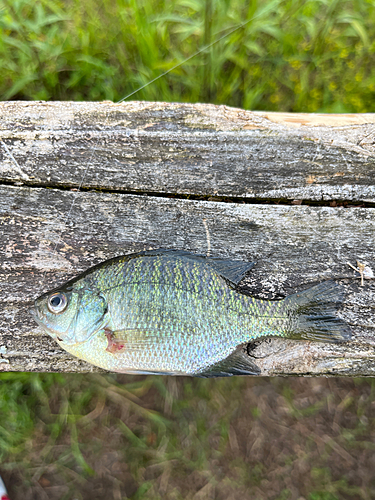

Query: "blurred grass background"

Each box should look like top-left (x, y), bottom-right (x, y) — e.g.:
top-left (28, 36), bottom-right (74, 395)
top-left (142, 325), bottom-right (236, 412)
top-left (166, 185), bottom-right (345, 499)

top-left (1, 0), bottom-right (375, 111)
top-left (1, 0), bottom-right (375, 498)
top-left (1, 374), bottom-right (375, 499)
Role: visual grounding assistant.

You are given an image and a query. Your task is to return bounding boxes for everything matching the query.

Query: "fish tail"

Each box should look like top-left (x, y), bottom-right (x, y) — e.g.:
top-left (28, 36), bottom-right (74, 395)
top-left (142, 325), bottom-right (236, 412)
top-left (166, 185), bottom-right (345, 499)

top-left (283, 281), bottom-right (351, 342)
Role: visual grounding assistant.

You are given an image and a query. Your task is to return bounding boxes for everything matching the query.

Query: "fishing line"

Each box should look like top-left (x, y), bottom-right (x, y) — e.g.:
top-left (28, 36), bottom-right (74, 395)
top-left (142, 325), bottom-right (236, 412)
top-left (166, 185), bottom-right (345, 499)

top-left (1, 140), bottom-right (29, 181)
top-left (116, 4), bottom-right (275, 104)
top-left (6, 3), bottom-right (275, 283)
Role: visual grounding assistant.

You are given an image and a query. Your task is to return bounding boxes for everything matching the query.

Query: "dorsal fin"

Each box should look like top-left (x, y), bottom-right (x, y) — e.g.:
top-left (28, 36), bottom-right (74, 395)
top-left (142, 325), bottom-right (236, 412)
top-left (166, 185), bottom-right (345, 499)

top-left (138, 248), bottom-right (255, 286)
top-left (206, 257), bottom-right (255, 285)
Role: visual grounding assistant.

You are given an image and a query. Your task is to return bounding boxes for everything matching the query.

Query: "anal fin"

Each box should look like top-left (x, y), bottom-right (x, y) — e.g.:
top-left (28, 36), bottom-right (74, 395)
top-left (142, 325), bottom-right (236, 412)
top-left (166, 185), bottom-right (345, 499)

top-left (195, 349), bottom-right (261, 378)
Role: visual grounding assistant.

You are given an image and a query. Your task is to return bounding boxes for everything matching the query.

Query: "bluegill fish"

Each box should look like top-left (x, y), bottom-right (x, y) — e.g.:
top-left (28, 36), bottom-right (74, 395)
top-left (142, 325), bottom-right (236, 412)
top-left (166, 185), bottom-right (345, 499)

top-left (30, 249), bottom-right (350, 377)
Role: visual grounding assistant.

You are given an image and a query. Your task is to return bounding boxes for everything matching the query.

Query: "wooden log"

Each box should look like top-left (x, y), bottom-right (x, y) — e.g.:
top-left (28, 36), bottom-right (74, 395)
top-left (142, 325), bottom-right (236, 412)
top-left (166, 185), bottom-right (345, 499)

top-left (1, 101), bottom-right (375, 202)
top-left (0, 101), bottom-right (374, 375)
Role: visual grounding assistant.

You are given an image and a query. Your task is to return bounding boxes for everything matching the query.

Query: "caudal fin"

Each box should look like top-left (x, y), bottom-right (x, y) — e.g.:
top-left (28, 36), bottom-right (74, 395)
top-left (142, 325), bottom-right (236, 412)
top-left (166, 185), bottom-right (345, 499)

top-left (284, 281), bottom-right (351, 342)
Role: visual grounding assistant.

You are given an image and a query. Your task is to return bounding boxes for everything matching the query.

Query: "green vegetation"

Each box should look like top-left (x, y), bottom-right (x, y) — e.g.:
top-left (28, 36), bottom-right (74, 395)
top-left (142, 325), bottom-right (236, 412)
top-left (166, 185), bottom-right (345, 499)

top-left (1, 0), bottom-right (375, 111)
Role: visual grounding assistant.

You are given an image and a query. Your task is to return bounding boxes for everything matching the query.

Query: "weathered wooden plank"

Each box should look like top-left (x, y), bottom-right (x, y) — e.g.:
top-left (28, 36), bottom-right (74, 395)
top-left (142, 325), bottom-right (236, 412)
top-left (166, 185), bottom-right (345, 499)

top-left (1, 184), bottom-right (374, 375)
top-left (1, 101), bottom-right (375, 202)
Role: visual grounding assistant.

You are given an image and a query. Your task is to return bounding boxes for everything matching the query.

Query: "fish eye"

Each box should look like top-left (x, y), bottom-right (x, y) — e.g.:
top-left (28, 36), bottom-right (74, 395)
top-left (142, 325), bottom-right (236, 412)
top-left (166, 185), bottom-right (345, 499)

top-left (47, 292), bottom-right (68, 314)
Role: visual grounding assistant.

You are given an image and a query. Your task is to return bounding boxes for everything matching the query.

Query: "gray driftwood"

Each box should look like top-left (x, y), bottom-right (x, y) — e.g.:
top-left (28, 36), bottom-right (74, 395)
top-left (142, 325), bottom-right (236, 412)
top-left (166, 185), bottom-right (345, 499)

top-left (0, 101), bottom-right (374, 376)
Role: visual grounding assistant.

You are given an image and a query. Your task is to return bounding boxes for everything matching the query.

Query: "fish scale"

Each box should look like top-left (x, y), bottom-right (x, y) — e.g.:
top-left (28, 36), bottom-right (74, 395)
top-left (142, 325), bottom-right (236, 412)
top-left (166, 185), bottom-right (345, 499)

top-left (31, 249), bottom-right (351, 377)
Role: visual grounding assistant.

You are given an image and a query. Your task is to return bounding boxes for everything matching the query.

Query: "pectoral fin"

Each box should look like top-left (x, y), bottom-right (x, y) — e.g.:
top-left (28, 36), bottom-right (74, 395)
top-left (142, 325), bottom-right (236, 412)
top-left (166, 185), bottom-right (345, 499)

top-left (104, 327), bottom-right (163, 354)
top-left (195, 348), bottom-right (261, 378)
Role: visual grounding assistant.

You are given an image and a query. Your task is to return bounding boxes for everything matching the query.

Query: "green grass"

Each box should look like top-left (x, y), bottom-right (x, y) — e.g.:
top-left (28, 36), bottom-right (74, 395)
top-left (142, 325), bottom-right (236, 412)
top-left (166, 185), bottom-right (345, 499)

top-left (1, 0), bottom-right (375, 111)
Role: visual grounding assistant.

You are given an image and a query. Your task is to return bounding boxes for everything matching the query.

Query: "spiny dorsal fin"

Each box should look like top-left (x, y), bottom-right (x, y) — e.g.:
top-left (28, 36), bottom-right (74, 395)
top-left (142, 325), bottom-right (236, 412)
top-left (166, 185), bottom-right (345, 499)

top-left (195, 348), bottom-right (261, 378)
top-left (138, 248), bottom-right (255, 286)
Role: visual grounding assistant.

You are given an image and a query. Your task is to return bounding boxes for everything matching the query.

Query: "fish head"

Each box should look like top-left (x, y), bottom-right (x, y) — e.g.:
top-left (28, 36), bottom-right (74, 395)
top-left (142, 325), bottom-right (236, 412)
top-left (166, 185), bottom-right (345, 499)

top-left (30, 283), bottom-right (108, 345)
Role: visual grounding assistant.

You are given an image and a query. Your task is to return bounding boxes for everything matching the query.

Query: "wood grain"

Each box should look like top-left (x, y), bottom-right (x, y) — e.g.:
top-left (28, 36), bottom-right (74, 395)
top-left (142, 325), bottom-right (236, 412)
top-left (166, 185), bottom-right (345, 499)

top-left (1, 101), bottom-right (375, 202)
top-left (1, 101), bottom-right (374, 375)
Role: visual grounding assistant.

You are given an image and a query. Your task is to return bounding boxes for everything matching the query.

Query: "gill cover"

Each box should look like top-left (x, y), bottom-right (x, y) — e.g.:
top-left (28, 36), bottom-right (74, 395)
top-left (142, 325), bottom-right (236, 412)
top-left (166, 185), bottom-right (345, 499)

top-left (33, 287), bottom-right (108, 345)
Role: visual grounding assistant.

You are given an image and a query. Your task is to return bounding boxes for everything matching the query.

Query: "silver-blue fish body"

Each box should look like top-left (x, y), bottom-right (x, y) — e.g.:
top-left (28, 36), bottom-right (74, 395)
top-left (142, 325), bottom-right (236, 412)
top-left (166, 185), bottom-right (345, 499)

top-left (31, 249), bottom-right (350, 377)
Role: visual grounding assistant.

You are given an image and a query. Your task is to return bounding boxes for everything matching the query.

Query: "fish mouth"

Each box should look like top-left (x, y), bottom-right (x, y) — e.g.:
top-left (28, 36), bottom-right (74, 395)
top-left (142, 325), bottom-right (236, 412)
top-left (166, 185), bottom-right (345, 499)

top-left (29, 306), bottom-right (60, 339)
top-left (29, 306), bottom-right (43, 325)
top-left (29, 306), bottom-right (53, 334)
top-left (29, 305), bottom-right (49, 325)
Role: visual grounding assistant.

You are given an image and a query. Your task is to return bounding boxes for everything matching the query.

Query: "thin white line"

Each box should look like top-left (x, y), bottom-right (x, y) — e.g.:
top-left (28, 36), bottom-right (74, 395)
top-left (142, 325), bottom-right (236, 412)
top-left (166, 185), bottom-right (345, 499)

top-left (35, 4), bottom-right (275, 282)
top-left (117, 5), bottom-right (274, 104)
top-left (1, 140), bottom-right (29, 180)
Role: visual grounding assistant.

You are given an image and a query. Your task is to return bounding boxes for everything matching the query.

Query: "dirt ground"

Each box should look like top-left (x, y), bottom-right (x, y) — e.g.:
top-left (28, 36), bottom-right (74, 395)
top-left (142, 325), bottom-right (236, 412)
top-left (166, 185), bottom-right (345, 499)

top-left (2, 375), bottom-right (375, 500)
